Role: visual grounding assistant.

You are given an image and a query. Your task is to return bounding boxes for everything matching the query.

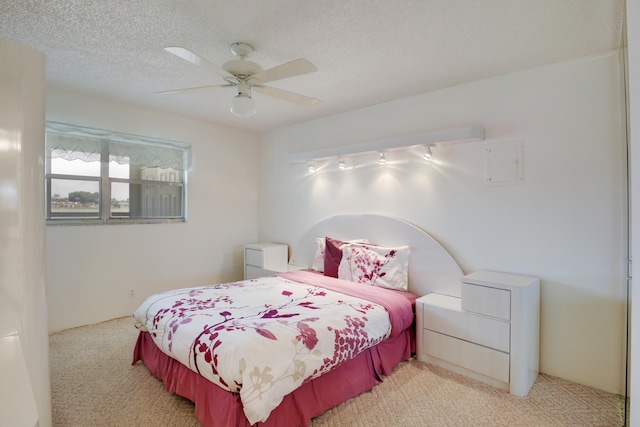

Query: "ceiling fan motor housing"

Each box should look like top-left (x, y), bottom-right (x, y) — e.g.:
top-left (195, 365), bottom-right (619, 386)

top-left (222, 59), bottom-right (262, 80)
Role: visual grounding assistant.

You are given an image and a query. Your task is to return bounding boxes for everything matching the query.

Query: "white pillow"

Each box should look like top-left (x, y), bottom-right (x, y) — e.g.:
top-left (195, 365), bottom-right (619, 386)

top-left (337, 243), bottom-right (410, 291)
top-left (310, 238), bottom-right (326, 271)
top-left (310, 237), bottom-right (370, 272)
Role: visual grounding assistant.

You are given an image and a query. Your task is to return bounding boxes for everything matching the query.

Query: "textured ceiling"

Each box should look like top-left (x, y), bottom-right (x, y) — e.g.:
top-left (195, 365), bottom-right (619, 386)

top-left (0, 1), bottom-right (625, 133)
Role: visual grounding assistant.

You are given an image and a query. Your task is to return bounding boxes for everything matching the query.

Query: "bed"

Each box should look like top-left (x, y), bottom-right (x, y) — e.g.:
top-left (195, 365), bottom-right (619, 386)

top-left (132, 214), bottom-right (463, 426)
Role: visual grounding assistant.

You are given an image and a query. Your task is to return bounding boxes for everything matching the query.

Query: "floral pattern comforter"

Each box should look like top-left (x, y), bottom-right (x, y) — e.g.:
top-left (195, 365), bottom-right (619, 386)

top-left (133, 270), bottom-right (414, 425)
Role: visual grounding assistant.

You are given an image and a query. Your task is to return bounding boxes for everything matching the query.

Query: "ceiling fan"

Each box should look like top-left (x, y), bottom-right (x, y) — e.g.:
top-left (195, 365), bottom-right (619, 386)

top-left (158, 42), bottom-right (322, 117)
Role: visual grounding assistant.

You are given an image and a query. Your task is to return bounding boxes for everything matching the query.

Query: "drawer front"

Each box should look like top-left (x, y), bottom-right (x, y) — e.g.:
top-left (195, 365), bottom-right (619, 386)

top-left (423, 330), bottom-right (510, 383)
top-left (245, 248), bottom-right (264, 267)
top-left (461, 283), bottom-right (511, 320)
top-left (245, 265), bottom-right (273, 280)
top-left (423, 303), bottom-right (510, 352)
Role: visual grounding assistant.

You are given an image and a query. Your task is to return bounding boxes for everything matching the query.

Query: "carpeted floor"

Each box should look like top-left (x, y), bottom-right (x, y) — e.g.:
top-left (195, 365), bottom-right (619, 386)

top-left (49, 316), bottom-right (625, 426)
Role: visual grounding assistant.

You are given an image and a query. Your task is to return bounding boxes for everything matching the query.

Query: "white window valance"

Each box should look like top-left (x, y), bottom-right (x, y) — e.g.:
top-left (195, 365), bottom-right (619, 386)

top-left (46, 122), bottom-right (192, 171)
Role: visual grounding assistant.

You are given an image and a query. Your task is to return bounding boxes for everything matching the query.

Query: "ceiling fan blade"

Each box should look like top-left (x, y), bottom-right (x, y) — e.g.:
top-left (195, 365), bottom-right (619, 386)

top-left (164, 46), bottom-right (236, 80)
top-left (253, 85), bottom-right (322, 107)
top-left (249, 59), bottom-right (317, 84)
top-left (164, 47), bottom-right (202, 65)
top-left (156, 84), bottom-right (229, 95)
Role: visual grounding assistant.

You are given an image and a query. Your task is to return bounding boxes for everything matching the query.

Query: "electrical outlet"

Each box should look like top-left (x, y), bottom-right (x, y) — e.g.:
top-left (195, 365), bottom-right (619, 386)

top-left (128, 288), bottom-right (135, 298)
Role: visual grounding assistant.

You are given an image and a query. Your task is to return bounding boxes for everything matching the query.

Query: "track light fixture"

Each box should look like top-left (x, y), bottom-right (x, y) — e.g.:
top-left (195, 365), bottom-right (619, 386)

top-left (287, 126), bottom-right (484, 165)
top-left (423, 146), bottom-right (433, 161)
top-left (290, 126), bottom-right (487, 176)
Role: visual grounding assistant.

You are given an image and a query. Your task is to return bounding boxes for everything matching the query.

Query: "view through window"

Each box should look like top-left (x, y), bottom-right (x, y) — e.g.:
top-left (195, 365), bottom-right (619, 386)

top-left (45, 122), bottom-right (190, 224)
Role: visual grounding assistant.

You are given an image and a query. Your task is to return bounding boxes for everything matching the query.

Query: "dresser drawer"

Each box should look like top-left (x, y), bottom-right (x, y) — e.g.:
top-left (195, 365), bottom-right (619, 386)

top-left (245, 265), bottom-right (274, 280)
top-left (423, 329), bottom-right (510, 383)
top-left (423, 295), bottom-right (510, 353)
top-left (461, 283), bottom-right (511, 320)
top-left (245, 248), bottom-right (263, 267)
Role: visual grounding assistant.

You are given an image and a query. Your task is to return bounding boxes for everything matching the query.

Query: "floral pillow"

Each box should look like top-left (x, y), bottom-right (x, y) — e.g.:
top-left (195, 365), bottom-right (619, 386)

top-left (337, 243), bottom-right (410, 291)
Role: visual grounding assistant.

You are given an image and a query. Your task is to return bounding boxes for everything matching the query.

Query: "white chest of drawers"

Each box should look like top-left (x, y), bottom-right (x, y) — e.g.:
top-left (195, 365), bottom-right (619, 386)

top-left (416, 270), bottom-right (540, 396)
top-left (244, 243), bottom-right (289, 280)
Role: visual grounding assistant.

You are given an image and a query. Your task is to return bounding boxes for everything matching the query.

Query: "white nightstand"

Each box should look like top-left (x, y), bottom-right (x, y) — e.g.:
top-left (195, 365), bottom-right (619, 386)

top-left (416, 270), bottom-right (540, 396)
top-left (244, 243), bottom-right (289, 280)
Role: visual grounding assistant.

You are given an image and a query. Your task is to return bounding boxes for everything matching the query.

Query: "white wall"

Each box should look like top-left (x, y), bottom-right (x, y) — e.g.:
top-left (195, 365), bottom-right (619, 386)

top-left (258, 52), bottom-right (627, 394)
top-left (46, 88), bottom-right (259, 332)
top-left (0, 40), bottom-right (50, 426)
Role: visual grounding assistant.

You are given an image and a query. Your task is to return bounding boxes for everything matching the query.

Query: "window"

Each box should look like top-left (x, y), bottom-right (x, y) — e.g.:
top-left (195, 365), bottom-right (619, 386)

top-left (45, 122), bottom-right (191, 224)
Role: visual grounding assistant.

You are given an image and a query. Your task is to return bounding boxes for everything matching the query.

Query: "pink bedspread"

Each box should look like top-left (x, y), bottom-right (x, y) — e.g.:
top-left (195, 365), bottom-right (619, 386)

top-left (134, 326), bottom-right (413, 426)
top-left (133, 271), bottom-right (415, 424)
top-left (277, 270), bottom-right (416, 337)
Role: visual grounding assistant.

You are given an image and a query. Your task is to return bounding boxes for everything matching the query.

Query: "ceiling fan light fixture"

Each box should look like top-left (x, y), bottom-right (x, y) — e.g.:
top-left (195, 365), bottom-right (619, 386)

top-left (229, 93), bottom-right (257, 117)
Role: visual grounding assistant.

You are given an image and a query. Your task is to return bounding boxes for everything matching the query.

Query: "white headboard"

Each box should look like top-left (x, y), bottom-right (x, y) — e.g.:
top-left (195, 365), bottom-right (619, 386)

top-left (288, 214), bottom-right (464, 297)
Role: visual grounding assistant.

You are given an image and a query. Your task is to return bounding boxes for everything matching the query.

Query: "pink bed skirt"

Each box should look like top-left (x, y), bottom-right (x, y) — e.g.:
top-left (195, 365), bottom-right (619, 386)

top-left (133, 328), bottom-right (414, 426)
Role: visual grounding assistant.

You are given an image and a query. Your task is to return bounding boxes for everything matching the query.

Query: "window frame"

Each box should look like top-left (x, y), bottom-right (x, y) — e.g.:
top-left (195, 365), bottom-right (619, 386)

top-left (45, 122), bottom-right (190, 226)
